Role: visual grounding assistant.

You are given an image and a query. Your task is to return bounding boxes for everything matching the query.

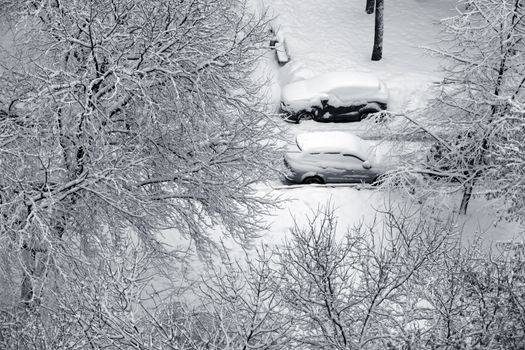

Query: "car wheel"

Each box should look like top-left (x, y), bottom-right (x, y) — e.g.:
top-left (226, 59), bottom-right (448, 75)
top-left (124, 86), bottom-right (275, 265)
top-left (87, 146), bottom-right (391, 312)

top-left (303, 176), bottom-right (324, 185)
top-left (298, 110), bottom-right (315, 120)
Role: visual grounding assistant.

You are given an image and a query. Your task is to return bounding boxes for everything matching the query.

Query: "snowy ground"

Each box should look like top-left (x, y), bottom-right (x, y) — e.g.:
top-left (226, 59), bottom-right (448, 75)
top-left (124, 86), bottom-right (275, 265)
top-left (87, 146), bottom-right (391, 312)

top-left (266, 0), bottom-right (457, 112)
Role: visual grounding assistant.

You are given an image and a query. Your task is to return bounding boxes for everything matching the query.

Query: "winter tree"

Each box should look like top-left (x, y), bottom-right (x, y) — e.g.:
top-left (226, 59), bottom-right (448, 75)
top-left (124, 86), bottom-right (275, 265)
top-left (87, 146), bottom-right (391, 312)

top-left (388, 0), bottom-right (525, 216)
top-left (0, 234), bottom-right (291, 349)
top-left (0, 0), bottom-right (280, 322)
top-left (270, 204), bottom-right (455, 349)
top-left (267, 205), bottom-right (525, 349)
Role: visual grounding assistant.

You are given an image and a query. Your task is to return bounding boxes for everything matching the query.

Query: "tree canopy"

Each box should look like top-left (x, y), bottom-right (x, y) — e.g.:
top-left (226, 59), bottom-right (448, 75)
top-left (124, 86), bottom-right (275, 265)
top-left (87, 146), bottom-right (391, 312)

top-left (0, 0), bottom-right (281, 307)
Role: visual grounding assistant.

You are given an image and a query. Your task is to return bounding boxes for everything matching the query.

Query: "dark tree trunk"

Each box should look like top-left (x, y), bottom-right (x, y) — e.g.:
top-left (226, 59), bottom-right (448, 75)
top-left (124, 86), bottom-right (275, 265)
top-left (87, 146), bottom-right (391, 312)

top-left (20, 246), bottom-right (36, 307)
top-left (366, 0), bottom-right (374, 14)
top-left (371, 0), bottom-right (384, 61)
top-left (459, 180), bottom-right (474, 215)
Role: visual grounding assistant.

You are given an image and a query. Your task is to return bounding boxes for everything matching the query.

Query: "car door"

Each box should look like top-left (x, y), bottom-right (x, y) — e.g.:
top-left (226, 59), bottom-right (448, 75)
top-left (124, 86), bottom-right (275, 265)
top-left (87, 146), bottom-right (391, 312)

top-left (325, 86), bottom-right (363, 121)
top-left (317, 152), bottom-right (348, 182)
top-left (341, 154), bottom-right (373, 183)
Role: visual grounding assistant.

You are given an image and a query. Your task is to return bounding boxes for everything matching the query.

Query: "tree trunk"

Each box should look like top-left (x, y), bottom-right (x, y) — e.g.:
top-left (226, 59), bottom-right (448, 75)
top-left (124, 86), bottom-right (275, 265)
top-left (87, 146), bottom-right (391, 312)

top-left (20, 246), bottom-right (36, 307)
top-left (371, 0), bottom-right (384, 61)
top-left (366, 0), bottom-right (374, 14)
top-left (459, 180), bottom-right (474, 215)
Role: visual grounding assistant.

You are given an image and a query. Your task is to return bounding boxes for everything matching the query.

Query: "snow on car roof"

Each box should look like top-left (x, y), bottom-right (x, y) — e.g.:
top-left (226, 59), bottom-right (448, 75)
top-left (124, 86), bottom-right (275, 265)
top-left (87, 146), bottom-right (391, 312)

top-left (281, 72), bottom-right (388, 110)
top-left (296, 131), bottom-right (370, 159)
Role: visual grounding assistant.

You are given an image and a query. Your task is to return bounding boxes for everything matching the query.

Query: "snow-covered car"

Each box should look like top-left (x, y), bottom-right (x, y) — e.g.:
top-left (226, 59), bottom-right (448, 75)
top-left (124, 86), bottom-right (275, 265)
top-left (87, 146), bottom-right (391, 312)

top-left (280, 72), bottom-right (388, 123)
top-left (284, 131), bottom-right (383, 184)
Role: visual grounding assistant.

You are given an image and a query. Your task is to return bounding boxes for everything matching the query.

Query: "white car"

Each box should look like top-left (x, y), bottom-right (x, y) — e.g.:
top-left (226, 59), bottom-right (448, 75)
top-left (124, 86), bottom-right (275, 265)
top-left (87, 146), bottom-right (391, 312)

top-left (284, 131), bottom-right (383, 184)
top-left (280, 72), bottom-right (388, 123)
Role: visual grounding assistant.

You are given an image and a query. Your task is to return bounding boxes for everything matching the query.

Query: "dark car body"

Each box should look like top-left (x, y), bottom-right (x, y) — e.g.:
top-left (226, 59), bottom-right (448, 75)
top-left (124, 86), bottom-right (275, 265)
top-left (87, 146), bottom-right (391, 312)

top-left (280, 72), bottom-right (389, 123)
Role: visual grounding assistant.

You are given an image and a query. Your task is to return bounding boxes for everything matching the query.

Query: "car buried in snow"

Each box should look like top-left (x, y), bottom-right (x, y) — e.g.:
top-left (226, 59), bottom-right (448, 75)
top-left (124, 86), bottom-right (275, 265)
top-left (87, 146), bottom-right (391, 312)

top-left (280, 72), bottom-right (389, 123)
top-left (283, 131), bottom-right (383, 184)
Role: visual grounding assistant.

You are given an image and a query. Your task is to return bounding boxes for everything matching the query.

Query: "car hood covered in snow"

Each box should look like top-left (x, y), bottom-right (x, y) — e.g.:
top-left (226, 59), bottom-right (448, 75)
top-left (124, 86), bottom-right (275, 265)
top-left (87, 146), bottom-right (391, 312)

top-left (281, 72), bottom-right (389, 111)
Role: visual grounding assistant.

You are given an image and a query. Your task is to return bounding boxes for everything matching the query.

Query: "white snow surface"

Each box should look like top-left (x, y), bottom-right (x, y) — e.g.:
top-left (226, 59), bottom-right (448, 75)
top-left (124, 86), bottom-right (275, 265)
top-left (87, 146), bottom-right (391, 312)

top-left (267, 0), bottom-right (459, 112)
top-left (281, 71), bottom-right (388, 111)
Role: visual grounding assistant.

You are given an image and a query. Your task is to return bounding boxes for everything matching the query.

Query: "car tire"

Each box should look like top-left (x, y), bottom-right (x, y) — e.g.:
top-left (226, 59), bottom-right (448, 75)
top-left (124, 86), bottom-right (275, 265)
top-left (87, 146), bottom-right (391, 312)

top-left (303, 176), bottom-right (324, 185)
top-left (283, 110), bottom-right (312, 124)
top-left (298, 110), bottom-right (315, 120)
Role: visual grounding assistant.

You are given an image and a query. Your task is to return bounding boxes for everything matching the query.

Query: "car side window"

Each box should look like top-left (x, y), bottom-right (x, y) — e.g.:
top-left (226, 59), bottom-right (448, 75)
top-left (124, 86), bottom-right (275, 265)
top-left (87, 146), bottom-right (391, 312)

top-left (314, 152), bottom-right (345, 167)
top-left (322, 152), bottom-right (343, 160)
top-left (342, 154), bottom-right (364, 167)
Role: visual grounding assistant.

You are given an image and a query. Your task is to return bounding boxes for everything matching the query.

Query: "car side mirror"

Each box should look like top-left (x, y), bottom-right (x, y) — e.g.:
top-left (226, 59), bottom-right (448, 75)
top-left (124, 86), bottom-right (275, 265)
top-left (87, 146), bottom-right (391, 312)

top-left (362, 160), bottom-right (372, 169)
